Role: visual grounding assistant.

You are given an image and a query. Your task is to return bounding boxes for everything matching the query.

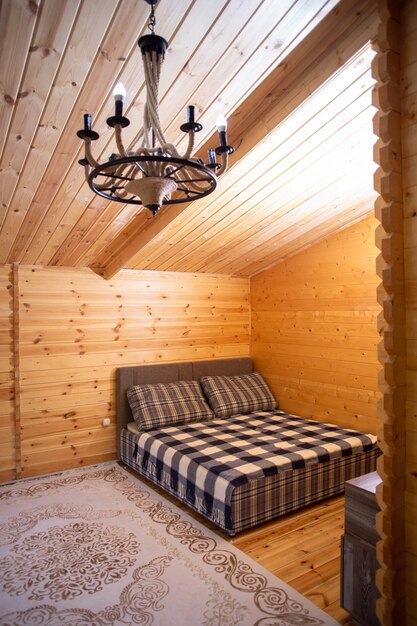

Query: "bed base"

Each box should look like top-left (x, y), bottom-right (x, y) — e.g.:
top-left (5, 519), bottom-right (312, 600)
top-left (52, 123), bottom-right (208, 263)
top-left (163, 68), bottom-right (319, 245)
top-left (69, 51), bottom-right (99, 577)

top-left (120, 427), bottom-right (380, 535)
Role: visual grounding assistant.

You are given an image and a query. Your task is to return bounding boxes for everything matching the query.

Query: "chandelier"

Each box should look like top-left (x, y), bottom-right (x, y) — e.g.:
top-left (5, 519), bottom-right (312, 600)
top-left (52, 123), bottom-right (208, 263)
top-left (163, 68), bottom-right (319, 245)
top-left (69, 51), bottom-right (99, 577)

top-left (77, 0), bottom-right (234, 215)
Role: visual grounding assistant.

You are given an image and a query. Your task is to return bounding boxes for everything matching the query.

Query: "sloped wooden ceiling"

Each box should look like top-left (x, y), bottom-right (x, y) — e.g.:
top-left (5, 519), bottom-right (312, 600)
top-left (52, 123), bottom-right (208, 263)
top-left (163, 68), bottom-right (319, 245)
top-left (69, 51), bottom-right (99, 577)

top-left (0, 0), bottom-right (377, 278)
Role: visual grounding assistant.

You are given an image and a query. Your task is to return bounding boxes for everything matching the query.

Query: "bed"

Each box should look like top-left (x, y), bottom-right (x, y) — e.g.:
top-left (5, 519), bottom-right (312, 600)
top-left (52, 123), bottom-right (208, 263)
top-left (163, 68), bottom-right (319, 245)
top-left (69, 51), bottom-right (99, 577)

top-left (117, 358), bottom-right (380, 535)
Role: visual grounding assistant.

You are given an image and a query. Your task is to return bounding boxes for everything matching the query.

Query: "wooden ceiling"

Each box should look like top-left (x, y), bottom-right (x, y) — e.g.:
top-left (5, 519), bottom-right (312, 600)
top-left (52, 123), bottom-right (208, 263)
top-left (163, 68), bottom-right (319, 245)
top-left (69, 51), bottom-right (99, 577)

top-left (0, 0), bottom-right (377, 278)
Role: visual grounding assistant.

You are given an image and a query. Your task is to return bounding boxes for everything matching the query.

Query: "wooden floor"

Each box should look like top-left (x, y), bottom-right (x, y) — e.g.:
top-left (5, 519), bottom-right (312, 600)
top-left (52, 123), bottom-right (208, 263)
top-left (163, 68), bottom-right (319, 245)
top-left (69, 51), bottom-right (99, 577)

top-left (231, 495), bottom-right (352, 624)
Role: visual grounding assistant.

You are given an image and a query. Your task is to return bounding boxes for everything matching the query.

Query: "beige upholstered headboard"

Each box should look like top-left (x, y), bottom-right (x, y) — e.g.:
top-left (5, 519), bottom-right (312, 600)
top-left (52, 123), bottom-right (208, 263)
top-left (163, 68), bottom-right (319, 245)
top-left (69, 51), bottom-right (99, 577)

top-left (116, 357), bottom-right (253, 458)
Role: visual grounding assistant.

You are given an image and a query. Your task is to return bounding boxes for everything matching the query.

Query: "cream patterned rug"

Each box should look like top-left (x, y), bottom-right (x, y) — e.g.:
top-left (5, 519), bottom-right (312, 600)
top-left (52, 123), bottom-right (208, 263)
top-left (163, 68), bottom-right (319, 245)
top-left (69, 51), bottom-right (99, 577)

top-left (0, 462), bottom-right (339, 625)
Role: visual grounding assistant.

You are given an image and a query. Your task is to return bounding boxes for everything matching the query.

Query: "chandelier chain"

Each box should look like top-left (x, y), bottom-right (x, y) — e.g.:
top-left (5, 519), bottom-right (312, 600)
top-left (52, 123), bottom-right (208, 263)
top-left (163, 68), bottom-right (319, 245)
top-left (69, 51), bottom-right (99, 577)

top-left (147, 1), bottom-right (156, 34)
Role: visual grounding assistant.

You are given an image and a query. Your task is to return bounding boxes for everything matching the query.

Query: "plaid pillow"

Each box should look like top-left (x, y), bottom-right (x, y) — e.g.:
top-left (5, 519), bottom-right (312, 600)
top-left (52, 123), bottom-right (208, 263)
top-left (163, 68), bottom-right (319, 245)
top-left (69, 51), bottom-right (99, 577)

top-left (200, 372), bottom-right (276, 419)
top-left (127, 380), bottom-right (214, 431)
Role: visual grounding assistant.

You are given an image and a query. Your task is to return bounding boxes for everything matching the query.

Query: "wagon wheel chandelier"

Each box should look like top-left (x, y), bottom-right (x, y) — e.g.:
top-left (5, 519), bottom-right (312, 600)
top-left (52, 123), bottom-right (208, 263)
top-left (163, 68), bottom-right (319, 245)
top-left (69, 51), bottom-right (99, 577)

top-left (77, 0), bottom-right (234, 215)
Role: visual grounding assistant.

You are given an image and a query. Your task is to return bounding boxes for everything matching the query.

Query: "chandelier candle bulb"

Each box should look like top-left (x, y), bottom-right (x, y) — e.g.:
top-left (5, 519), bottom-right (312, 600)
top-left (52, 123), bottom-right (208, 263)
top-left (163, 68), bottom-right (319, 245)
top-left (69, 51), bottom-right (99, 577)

top-left (113, 82), bottom-right (126, 101)
top-left (113, 83), bottom-right (126, 117)
top-left (216, 114), bottom-right (227, 132)
top-left (215, 114), bottom-right (234, 157)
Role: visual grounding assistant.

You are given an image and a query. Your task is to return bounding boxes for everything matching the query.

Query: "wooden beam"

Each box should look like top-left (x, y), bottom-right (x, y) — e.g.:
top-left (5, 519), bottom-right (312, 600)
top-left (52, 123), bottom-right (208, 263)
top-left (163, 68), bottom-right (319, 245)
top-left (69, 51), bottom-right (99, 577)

top-left (372, 1), bottom-right (407, 624)
top-left (97, 0), bottom-right (377, 279)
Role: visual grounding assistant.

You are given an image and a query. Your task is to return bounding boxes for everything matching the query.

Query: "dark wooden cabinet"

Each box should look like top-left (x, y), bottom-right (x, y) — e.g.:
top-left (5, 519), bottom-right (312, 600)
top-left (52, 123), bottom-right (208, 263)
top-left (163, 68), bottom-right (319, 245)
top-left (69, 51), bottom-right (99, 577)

top-left (341, 471), bottom-right (381, 626)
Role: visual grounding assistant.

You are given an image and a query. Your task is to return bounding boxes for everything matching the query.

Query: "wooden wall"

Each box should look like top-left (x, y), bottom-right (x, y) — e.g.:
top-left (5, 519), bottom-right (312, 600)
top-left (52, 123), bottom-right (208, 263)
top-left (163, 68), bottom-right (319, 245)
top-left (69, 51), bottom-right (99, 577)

top-left (0, 265), bottom-right (15, 482)
top-left (250, 215), bottom-right (380, 434)
top-left (372, 1), bottom-right (407, 622)
top-left (2, 266), bottom-right (249, 478)
top-left (402, 0), bottom-right (417, 621)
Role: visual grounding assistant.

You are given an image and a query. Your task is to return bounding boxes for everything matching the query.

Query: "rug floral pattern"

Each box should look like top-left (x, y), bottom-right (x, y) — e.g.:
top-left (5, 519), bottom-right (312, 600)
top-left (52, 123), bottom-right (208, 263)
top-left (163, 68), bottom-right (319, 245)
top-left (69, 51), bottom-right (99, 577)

top-left (0, 463), bottom-right (337, 625)
top-left (0, 521), bottom-right (139, 600)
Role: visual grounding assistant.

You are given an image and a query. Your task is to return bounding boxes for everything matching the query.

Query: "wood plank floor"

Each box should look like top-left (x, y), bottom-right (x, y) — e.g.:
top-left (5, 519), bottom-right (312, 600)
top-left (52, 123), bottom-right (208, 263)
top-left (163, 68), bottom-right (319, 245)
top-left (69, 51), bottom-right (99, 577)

top-left (231, 495), bottom-right (352, 624)
top-left (121, 464), bottom-right (352, 623)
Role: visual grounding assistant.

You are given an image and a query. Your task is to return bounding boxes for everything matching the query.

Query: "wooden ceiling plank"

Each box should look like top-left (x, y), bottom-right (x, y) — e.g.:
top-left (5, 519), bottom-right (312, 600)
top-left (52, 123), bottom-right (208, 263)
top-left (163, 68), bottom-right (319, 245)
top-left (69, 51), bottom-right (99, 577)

top-left (27, 0), bottom-right (215, 266)
top-left (1, 0), bottom-right (376, 276)
top-left (171, 106), bottom-right (376, 273)
top-left (138, 0), bottom-right (274, 152)
top-left (194, 119), bottom-right (375, 271)
top-left (48, 204), bottom-right (109, 267)
top-left (182, 164), bottom-right (374, 276)
top-left (58, 202), bottom-right (140, 268)
top-left (75, 205), bottom-right (149, 269)
top-left (265, 193), bottom-right (375, 255)
top-left (221, 0), bottom-right (376, 167)
top-left (78, 0), bottom-right (364, 278)
top-left (46, 196), bottom-right (114, 267)
top-left (0, 0), bottom-right (40, 160)
top-left (90, 0), bottom-right (230, 158)
top-left (133, 90), bottom-right (375, 273)
top-left (176, 146), bottom-right (374, 275)
top-left (49, 3), bottom-right (308, 263)
top-left (16, 0), bottom-right (157, 265)
top-left (152, 78), bottom-right (371, 271)
top-left (242, 201), bottom-right (376, 278)
top-left (104, 0), bottom-right (377, 277)
top-left (111, 132), bottom-right (357, 277)
top-left (0, 0), bottom-right (378, 277)
top-left (85, 0), bottom-right (314, 178)
top-left (162, 0), bottom-right (303, 145)
top-left (0, 0), bottom-right (81, 257)
top-left (221, 179), bottom-right (374, 273)
top-left (47, 0), bottom-right (236, 267)
top-left (7, 0), bottom-right (121, 264)
top-left (170, 0), bottom-right (341, 156)
top-left (68, 0), bottom-right (224, 166)
top-left (147, 66), bottom-right (375, 271)
top-left (203, 181), bottom-right (375, 276)
top-left (62, 4), bottom-right (266, 267)
top-left (50, 0), bottom-right (236, 265)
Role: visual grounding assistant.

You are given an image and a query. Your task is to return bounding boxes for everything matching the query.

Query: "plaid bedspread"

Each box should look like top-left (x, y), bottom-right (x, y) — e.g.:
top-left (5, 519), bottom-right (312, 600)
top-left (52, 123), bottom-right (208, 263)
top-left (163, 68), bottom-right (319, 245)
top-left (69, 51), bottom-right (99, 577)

top-left (130, 409), bottom-right (377, 529)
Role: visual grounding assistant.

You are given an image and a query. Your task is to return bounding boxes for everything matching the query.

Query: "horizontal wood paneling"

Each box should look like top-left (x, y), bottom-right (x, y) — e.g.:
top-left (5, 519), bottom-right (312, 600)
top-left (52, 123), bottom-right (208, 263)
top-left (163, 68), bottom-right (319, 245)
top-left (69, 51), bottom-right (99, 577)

top-left (15, 266), bottom-right (250, 477)
top-left (0, 265), bottom-right (15, 481)
top-left (251, 215), bottom-right (381, 433)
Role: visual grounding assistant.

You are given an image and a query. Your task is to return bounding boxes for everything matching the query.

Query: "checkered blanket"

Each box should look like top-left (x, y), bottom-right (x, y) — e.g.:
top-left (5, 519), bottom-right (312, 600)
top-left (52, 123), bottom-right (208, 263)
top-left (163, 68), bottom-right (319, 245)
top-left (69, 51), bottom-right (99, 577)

top-left (132, 409), bottom-right (377, 528)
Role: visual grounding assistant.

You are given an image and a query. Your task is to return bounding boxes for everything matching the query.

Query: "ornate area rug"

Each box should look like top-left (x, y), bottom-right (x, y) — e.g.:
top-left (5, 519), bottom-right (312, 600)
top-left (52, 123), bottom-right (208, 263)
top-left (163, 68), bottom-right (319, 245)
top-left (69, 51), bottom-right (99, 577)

top-left (0, 462), bottom-right (339, 625)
